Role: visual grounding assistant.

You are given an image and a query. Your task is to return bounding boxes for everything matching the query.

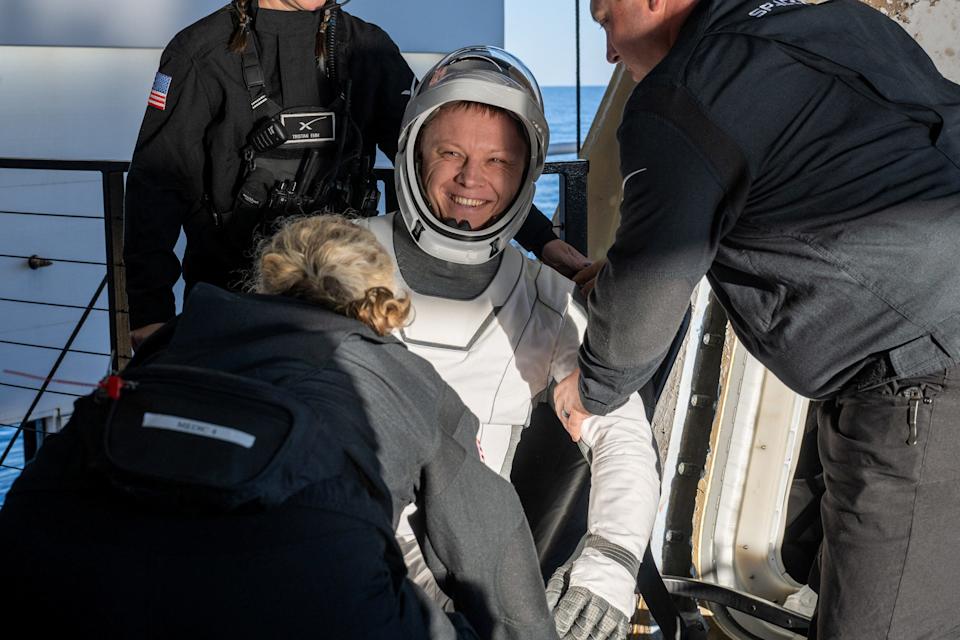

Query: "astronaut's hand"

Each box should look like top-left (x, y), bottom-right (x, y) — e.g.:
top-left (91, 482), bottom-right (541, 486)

top-left (541, 239), bottom-right (591, 279)
top-left (544, 554), bottom-right (573, 612)
top-left (546, 566), bottom-right (630, 640)
top-left (551, 585), bottom-right (629, 640)
top-left (545, 536), bottom-right (638, 640)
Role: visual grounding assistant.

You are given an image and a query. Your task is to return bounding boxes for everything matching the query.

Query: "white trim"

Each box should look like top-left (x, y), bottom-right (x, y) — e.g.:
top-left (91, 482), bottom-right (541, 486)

top-left (621, 167), bottom-right (648, 191)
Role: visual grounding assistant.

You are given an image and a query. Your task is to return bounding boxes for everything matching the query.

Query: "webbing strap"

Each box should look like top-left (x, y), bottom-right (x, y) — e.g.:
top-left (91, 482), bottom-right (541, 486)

top-left (240, 16), bottom-right (282, 117)
top-left (637, 544), bottom-right (688, 640)
top-left (584, 534), bottom-right (641, 577)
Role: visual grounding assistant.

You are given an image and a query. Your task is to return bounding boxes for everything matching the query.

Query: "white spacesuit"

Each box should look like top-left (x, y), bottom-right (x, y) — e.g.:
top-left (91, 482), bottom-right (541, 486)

top-left (362, 47), bottom-right (661, 639)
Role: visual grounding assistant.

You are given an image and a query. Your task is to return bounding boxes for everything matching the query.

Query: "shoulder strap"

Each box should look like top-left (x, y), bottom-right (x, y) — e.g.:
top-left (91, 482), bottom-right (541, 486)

top-left (241, 31), bottom-right (283, 117)
top-left (233, 0), bottom-right (282, 117)
top-left (239, 2), bottom-right (348, 118)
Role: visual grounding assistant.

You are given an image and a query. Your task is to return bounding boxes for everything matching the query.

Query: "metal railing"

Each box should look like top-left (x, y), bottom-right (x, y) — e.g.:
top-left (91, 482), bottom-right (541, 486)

top-left (0, 157), bottom-right (589, 472)
top-left (0, 158), bottom-right (129, 469)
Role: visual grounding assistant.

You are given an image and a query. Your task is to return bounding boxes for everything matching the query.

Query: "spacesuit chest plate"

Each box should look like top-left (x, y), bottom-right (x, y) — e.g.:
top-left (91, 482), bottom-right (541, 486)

top-left (364, 214), bottom-right (563, 428)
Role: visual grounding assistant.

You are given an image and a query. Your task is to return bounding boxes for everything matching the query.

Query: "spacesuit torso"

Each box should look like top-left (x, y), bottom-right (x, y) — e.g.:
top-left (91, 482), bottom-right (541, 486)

top-left (365, 213), bottom-right (572, 475)
top-left (362, 213), bottom-right (661, 617)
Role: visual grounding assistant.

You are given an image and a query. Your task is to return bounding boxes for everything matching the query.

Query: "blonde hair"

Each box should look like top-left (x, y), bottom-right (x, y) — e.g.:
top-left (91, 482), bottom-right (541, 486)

top-left (249, 215), bottom-right (410, 335)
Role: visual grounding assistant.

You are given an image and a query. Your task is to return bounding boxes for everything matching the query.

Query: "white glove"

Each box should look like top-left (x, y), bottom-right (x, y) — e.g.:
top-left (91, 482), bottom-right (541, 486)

top-left (545, 535), bottom-right (639, 640)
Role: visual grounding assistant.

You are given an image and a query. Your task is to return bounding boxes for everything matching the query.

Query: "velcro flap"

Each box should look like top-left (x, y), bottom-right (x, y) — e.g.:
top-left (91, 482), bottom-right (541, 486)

top-left (104, 366), bottom-right (299, 490)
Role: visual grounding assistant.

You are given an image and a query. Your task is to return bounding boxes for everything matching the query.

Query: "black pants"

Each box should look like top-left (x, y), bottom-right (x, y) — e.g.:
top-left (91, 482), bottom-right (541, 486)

top-left (811, 365), bottom-right (960, 640)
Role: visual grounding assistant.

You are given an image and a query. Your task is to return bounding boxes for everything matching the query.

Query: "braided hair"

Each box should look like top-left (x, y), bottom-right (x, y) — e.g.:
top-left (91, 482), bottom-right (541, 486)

top-left (229, 0), bottom-right (332, 63)
top-left (229, 0), bottom-right (253, 54)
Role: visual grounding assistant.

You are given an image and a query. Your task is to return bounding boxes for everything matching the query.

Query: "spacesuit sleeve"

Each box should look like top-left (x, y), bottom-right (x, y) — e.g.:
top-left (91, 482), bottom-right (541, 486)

top-left (550, 296), bottom-right (661, 607)
top-left (124, 43), bottom-right (214, 329)
top-left (418, 393), bottom-right (558, 640)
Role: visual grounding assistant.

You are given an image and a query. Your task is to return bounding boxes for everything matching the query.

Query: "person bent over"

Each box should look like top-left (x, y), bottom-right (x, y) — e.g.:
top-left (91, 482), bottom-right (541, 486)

top-left (0, 215), bottom-right (556, 640)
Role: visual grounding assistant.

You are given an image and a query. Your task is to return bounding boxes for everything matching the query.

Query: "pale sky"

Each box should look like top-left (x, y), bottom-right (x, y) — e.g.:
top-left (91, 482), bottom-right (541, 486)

top-left (504, 0), bottom-right (614, 87)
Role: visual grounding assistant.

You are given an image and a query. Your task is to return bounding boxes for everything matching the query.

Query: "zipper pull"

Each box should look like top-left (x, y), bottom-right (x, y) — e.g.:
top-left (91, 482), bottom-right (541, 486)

top-left (902, 387), bottom-right (927, 446)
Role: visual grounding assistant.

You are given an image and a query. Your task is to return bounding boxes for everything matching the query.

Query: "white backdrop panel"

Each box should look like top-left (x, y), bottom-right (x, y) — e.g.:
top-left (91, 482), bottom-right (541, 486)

top-left (0, 257), bottom-right (109, 309)
top-left (0, 300), bottom-right (110, 355)
top-left (0, 213), bottom-right (105, 264)
top-left (0, 1), bottom-right (504, 52)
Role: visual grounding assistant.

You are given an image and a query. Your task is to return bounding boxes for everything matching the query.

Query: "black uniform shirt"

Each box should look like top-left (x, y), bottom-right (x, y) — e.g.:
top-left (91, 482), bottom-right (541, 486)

top-left (123, 4), bottom-right (557, 330)
top-left (579, 0), bottom-right (960, 413)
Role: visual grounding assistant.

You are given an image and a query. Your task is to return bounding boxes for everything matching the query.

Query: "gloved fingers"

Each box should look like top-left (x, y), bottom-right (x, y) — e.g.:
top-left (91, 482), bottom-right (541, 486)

top-left (545, 563), bottom-right (571, 611)
top-left (554, 585), bottom-right (590, 637)
top-left (556, 587), bottom-right (630, 640)
top-left (566, 598), bottom-right (607, 640)
top-left (546, 587), bottom-right (561, 611)
top-left (593, 606), bottom-right (629, 640)
top-left (545, 585), bottom-right (561, 611)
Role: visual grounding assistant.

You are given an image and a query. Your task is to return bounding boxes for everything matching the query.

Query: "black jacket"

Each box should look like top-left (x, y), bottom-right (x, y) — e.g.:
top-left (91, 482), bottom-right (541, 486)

top-left (124, 4), bottom-right (555, 329)
top-left (579, 0), bottom-right (960, 412)
top-left (150, 286), bottom-right (557, 640)
top-left (2, 285), bottom-right (557, 640)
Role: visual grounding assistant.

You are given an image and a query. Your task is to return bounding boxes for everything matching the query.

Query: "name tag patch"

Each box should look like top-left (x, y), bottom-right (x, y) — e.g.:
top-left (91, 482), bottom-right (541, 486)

top-left (279, 111), bottom-right (336, 145)
top-left (142, 412), bottom-right (256, 449)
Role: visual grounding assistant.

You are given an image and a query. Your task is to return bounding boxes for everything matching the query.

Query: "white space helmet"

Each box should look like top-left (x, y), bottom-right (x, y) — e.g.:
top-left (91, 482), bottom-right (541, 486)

top-left (395, 46), bottom-right (549, 265)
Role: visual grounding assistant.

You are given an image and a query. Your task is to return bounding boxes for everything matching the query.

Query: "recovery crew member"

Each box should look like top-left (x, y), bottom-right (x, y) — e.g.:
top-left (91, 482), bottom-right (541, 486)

top-left (553, 1), bottom-right (960, 638)
top-left (124, 0), bottom-right (588, 347)
top-left (0, 215), bottom-right (557, 640)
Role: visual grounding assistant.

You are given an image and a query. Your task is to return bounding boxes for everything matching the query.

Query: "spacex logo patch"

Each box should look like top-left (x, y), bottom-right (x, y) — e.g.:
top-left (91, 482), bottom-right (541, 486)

top-left (748, 0), bottom-right (829, 18)
top-left (279, 111), bottom-right (336, 145)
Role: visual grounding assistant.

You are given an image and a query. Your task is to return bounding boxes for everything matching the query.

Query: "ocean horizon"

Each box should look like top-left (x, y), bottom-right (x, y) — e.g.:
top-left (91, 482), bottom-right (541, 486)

top-left (535, 85), bottom-right (606, 216)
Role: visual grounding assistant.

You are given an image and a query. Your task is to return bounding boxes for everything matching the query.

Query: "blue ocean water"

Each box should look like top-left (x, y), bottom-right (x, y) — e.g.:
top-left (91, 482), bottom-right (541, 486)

top-left (534, 85), bottom-right (606, 215)
top-left (0, 430), bottom-right (25, 506)
top-left (0, 85), bottom-right (606, 505)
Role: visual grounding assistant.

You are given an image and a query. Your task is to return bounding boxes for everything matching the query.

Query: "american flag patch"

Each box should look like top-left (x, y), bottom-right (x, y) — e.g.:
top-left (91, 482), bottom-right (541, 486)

top-left (148, 72), bottom-right (172, 110)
